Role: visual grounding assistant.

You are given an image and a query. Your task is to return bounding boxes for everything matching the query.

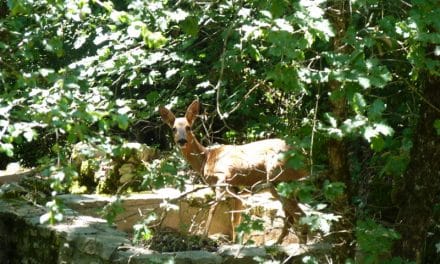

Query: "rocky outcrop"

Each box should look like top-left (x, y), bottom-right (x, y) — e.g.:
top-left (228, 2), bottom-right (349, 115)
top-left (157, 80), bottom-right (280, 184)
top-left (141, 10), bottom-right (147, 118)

top-left (0, 198), bottom-right (129, 263)
top-left (0, 197), bottom-right (322, 263)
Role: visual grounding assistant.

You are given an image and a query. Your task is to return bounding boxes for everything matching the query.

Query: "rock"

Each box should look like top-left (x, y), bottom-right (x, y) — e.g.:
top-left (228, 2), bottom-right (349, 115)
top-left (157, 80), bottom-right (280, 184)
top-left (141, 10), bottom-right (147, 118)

top-left (0, 198), bottom-right (328, 263)
top-left (175, 251), bottom-right (222, 264)
top-left (0, 163), bottom-right (35, 185)
top-left (0, 182), bottom-right (27, 198)
top-left (58, 189), bottom-right (236, 236)
top-left (118, 163), bottom-right (136, 183)
top-left (0, 198), bottom-right (131, 263)
top-left (71, 142), bottom-right (157, 193)
top-left (113, 247), bottom-right (174, 264)
top-left (6, 162), bottom-right (21, 173)
top-left (218, 245), bottom-right (267, 264)
top-left (122, 142), bottom-right (156, 162)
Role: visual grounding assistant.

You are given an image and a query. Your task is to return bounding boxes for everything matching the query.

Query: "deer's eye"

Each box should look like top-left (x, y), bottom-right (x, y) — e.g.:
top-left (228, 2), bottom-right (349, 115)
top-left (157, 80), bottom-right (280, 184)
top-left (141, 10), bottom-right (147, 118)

top-left (185, 126), bottom-right (190, 131)
top-left (172, 127), bottom-right (177, 132)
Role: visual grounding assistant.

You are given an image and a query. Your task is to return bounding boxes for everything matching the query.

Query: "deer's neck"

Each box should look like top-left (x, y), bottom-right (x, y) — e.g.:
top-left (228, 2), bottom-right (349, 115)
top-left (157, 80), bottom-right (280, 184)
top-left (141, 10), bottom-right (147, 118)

top-left (180, 133), bottom-right (207, 175)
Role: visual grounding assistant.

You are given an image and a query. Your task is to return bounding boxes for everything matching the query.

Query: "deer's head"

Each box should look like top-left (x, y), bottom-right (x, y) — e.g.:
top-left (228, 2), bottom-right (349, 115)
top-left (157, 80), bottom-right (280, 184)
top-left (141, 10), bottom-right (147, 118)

top-left (159, 100), bottom-right (200, 148)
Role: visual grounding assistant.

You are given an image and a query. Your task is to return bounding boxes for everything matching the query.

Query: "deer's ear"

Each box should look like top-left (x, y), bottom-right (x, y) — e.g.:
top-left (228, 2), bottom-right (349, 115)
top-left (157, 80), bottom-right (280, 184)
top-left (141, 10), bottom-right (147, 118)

top-left (185, 100), bottom-right (200, 126)
top-left (159, 106), bottom-right (176, 128)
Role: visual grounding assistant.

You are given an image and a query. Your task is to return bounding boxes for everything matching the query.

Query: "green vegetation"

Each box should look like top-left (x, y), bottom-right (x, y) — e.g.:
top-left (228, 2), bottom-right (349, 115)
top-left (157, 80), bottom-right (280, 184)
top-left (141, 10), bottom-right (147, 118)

top-left (1, 0), bottom-right (439, 262)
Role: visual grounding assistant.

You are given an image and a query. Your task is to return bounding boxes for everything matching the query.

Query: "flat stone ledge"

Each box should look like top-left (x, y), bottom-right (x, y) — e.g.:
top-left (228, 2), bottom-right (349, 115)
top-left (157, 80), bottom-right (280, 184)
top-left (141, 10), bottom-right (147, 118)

top-left (58, 188), bottom-right (296, 244)
top-left (0, 198), bottom-right (131, 263)
top-left (115, 248), bottom-right (223, 264)
top-left (0, 198), bottom-right (324, 263)
top-left (0, 162), bottom-right (37, 185)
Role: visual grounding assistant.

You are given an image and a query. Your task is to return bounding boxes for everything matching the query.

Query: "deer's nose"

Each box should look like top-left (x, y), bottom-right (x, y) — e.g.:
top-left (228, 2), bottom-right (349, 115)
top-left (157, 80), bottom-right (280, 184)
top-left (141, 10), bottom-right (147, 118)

top-left (177, 138), bottom-right (188, 146)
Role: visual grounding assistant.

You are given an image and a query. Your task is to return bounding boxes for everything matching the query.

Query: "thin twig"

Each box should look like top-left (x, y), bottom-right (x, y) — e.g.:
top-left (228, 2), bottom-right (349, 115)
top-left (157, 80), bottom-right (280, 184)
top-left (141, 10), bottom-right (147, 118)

top-left (214, 23), bottom-right (235, 129)
top-left (214, 3), bottom-right (243, 130)
top-left (199, 110), bottom-right (213, 145)
top-left (225, 186), bottom-right (247, 205)
top-left (168, 185), bottom-right (212, 202)
top-left (310, 86), bottom-right (321, 177)
top-left (224, 82), bottom-right (262, 116)
top-left (55, 129), bottom-right (60, 166)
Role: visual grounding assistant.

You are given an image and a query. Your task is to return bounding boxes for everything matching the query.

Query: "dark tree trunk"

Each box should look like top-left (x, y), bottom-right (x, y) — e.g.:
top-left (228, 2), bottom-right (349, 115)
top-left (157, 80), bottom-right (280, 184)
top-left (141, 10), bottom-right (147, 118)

top-left (325, 1), bottom-right (355, 261)
top-left (327, 1), bottom-right (352, 193)
top-left (393, 77), bottom-right (440, 262)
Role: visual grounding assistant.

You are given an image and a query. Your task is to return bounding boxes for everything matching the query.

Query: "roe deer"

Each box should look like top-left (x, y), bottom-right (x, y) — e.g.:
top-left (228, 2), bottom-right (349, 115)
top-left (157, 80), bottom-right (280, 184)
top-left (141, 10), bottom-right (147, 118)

top-left (159, 100), bottom-right (308, 242)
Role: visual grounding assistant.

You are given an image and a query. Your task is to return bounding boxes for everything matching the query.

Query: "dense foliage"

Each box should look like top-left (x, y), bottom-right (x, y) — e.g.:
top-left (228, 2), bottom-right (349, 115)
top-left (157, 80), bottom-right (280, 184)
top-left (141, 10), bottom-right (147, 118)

top-left (1, 0), bottom-right (440, 262)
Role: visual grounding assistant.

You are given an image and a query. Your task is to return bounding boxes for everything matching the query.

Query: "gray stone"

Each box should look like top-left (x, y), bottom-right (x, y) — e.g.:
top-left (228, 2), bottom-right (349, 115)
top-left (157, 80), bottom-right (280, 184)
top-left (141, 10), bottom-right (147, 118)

top-left (114, 247), bottom-right (175, 264)
top-left (0, 182), bottom-right (27, 198)
top-left (0, 188), bottom-right (326, 264)
top-left (218, 245), bottom-right (267, 264)
top-left (175, 251), bottom-right (222, 264)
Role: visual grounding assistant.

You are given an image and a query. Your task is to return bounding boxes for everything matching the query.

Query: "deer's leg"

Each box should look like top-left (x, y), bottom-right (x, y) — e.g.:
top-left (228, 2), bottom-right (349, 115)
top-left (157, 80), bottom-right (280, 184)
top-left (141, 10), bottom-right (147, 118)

top-left (269, 186), bottom-right (307, 244)
top-left (204, 200), bottom-right (219, 236)
top-left (204, 185), bottom-right (224, 237)
top-left (275, 215), bottom-right (292, 244)
top-left (230, 195), bottom-right (243, 242)
top-left (225, 185), bottom-right (244, 242)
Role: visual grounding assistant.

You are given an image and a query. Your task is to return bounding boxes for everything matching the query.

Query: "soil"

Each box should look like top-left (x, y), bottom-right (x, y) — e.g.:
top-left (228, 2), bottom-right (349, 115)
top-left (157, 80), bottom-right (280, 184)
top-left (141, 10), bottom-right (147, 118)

top-left (141, 228), bottom-right (226, 252)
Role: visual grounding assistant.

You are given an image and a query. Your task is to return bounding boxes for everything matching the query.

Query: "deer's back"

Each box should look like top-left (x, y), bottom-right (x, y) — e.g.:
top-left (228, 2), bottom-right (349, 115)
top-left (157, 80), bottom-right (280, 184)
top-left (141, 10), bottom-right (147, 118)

top-left (203, 139), bottom-right (306, 186)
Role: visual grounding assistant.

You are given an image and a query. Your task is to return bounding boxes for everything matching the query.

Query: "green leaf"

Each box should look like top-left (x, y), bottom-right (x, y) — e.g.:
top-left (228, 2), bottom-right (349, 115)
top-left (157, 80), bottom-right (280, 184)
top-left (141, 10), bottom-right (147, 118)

top-left (73, 33), bottom-right (88, 49)
top-left (358, 76), bottom-right (371, 89)
top-left (313, 20), bottom-right (335, 40)
top-left (247, 44), bottom-right (262, 61)
top-left (351, 92), bottom-right (366, 114)
top-left (370, 136), bottom-right (385, 152)
top-left (323, 180), bottom-right (346, 201)
top-left (325, 113), bottom-right (338, 127)
top-left (44, 37), bottom-right (64, 57)
top-left (181, 16), bottom-right (199, 37)
top-left (286, 153), bottom-right (305, 170)
top-left (434, 119), bottom-right (440, 135)
top-left (382, 154), bottom-right (409, 176)
top-left (356, 219), bottom-right (401, 262)
top-left (269, 0), bottom-right (287, 17)
top-left (302, 256), bottom-right (319, 264)
top-left (266, 64), bottom-right (303, 91)
top-left (368, 99), bottom-right (386, 120)
top-left (341, 115), bottom-right (367, 134)
top-left (0, 143), bottom-right (14, 157)
top-left (276, 181), bottom-right (315, 203)
top-left (374, 123), bottom-right (394, 137)
top-left (161, 163), bottom-right (178, 176)
top-left (299, 212), bottom-right (339, 234)
top-left (7, 0), bottom-right (31, 15)
top-left (127, 21), bottom-right (146, 38)
top-left (364, 126), bottom-right (378, 142)
top-left (23, 129), bottom-right (35, 142)
top-left (146, 91), bottom-right (159, 102)
top-left (298, 184), bottom-right (315, 203)
top-left (115, 115), bottom-right (129, 130)
top-left (276, 182), bottom-right (294, 198)
top-left (39, 212), bottom-right (51, 224)
top-left (145, 32), bottom-right (167, 49)
top-left (110, 10), bottom-right (131, 24)
top-left (364, 123), bottom-right (393, 142)
top-left (167, 9), bottom-right (189, 22)
top-left (39, 68), bottom-right (55, 77)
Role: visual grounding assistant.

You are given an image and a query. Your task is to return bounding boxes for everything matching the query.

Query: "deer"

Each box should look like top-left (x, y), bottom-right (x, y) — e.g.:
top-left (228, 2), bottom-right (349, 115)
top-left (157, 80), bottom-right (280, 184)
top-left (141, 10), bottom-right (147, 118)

top-left (159, 100), bottom-right (308, 243)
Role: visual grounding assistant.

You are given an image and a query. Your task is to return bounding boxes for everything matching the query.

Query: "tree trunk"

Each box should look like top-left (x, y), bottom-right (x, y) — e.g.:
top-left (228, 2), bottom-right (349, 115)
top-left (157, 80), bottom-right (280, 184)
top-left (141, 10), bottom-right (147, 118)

top-left (326, 1), bottom-right (355, 261)
top-left (393, 77), bottom-right (440, 262)
top-left (327, 92), bottom-right (355, 262)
